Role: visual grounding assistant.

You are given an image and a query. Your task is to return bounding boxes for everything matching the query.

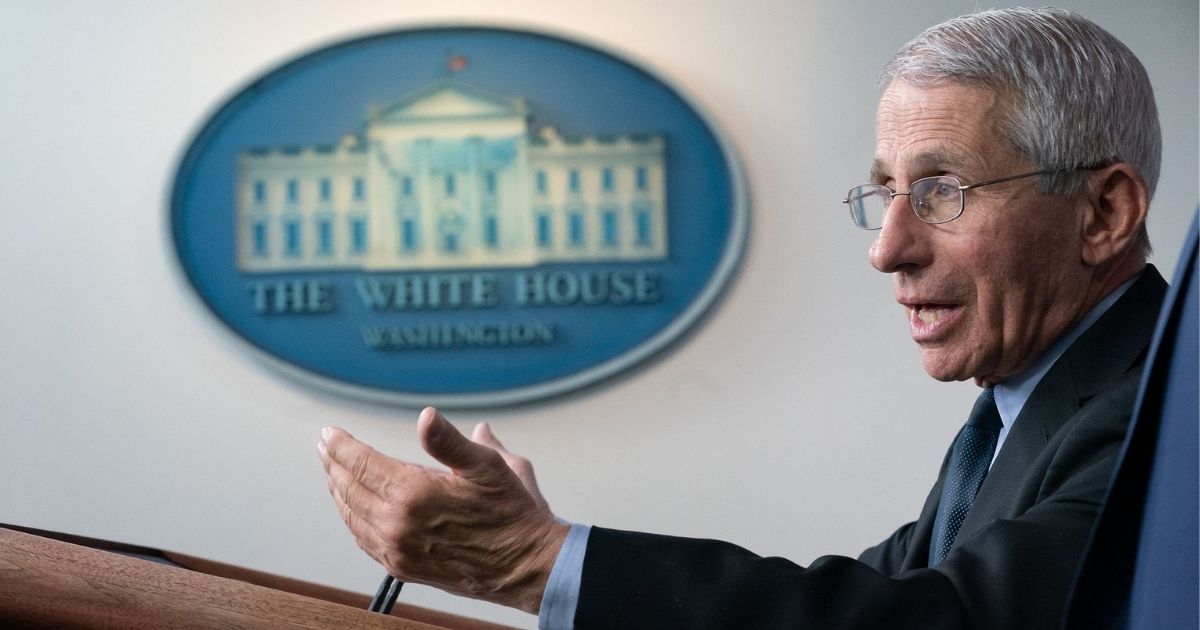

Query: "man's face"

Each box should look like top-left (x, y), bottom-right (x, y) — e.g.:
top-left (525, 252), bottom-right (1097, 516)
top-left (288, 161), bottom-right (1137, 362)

top-left (869, 80), bottom-right (1093, 386)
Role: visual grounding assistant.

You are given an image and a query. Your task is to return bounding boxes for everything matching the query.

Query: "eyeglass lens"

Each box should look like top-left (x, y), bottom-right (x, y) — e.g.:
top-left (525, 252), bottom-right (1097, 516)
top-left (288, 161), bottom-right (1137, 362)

top-left (845, 177), bottom-right (963, 229)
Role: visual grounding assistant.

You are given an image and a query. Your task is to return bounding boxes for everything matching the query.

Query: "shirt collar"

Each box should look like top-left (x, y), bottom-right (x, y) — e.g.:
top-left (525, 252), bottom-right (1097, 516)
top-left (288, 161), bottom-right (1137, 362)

top-left (993, 272), bottom-right (1141, 429)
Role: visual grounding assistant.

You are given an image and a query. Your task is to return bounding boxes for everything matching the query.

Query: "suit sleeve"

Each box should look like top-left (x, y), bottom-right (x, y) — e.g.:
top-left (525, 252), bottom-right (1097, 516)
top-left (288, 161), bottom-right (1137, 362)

top-left (574, 375), bottom-right (1137, 630)
top-left (577, 528), bottom-right (965, 629)
top-left (857, 520), bottom-right (921, 574)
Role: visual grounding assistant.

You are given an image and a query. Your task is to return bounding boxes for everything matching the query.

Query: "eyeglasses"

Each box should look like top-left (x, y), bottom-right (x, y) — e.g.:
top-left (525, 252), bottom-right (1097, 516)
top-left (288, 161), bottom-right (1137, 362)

top-left (840, 166), bottom-right (1098, 230)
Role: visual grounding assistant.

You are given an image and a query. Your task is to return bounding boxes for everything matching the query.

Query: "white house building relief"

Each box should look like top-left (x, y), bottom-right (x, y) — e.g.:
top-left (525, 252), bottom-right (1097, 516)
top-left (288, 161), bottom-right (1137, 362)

top-left (235, 80), bottom-right (668, 272)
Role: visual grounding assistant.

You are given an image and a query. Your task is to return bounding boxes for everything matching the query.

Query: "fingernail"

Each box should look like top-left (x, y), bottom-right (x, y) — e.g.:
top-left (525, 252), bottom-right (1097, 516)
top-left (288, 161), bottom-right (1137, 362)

top-left (321, 427), bottom-right (332, 441)
top-left (316, 441), bottom-right (327, 457)
top-left (426, 414), bottom-right (444, 437)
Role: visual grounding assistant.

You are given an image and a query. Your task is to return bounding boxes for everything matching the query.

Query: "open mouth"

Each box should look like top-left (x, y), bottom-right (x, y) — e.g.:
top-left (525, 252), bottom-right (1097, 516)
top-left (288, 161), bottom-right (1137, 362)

top-left (906, 303), bottom-right (963, 341)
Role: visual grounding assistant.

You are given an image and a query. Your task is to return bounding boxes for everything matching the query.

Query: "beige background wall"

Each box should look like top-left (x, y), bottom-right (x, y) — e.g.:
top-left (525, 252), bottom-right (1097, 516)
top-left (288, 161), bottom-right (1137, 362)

top-left (2, 1), bottom-right (1195, 626)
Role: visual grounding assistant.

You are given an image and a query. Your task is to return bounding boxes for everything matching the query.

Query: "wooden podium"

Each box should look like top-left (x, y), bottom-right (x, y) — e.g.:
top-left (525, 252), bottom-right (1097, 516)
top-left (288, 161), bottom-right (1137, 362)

top-left (0, 525), bottom-right (515, 629)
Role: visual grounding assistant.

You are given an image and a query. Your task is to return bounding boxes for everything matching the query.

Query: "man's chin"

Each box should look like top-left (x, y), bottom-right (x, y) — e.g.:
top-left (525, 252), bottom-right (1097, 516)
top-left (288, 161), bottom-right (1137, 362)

top-left (919, 353), bottom-right (975, 383)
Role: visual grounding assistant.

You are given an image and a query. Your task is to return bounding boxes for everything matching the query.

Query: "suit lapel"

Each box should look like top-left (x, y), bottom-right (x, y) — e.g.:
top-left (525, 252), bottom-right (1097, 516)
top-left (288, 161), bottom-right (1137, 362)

top-left (953, 266), bottom-right (1168, 544)
top-left (975, 364), bottom-right (1080, 514)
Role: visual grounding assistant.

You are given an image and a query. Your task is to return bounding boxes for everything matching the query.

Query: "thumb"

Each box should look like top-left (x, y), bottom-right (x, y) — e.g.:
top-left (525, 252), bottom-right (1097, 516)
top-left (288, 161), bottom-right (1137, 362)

top-left (419, 407), bottom-right (504, 481)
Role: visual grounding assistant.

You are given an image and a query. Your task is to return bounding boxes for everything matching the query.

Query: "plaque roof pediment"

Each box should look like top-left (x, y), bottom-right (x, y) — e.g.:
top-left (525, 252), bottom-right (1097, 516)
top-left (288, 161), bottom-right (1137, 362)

top-left (370, 80), bottom-right (528, 123)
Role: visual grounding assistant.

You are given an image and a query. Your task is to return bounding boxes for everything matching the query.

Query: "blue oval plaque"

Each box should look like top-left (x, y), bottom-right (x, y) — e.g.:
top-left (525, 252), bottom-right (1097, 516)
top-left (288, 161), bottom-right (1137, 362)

top-left (170, 26), bottom-right (747, 407)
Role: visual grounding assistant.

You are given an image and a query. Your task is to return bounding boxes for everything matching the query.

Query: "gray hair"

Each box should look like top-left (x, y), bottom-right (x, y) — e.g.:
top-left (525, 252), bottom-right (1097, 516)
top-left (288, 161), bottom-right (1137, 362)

top-left (881, 7), bottom-right (1159, 255)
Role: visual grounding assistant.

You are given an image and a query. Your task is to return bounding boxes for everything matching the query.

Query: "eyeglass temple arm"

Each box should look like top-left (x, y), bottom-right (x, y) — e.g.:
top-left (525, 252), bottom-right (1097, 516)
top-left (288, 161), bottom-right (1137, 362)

top-left (959, 163), bottom-right (1109, 191)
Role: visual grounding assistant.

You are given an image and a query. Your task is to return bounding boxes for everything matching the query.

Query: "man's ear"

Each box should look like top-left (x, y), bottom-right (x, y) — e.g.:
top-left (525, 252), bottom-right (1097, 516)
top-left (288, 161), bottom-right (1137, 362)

top-left (1079, 162), bottom-right (1149, 267)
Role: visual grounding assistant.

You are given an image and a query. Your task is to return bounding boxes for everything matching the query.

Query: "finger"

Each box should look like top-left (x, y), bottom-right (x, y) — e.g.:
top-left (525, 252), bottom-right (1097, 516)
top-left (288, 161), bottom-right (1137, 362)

top-left (469, 423), bottom-right (551, 513)
top-left (472, 422), bottom-right (529, 478)
top-left (321, 442), bottom-right (394, 529)
top-left (319, 426), bottom-right (403, 497)
top-left (322, 449), bottom-right (418, 574)
top-left (327, 473), bottom-right (386, 543)
top-left (419, 407), bottom-right (506, 483)
top-left (472, 422), bottom-right (508, 452)
top-left (326, 473), bottom-right (395, 568)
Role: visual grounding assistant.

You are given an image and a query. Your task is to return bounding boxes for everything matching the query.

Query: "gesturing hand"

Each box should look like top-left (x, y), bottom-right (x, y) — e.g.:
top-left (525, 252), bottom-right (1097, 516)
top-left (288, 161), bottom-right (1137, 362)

top-left (317, 407), bottom-right (568, 613)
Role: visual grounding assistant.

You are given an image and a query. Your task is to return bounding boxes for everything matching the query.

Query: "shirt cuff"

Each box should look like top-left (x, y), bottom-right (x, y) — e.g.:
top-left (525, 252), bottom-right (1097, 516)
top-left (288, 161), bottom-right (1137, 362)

top-left (538, 522), bottom-right (591, 630)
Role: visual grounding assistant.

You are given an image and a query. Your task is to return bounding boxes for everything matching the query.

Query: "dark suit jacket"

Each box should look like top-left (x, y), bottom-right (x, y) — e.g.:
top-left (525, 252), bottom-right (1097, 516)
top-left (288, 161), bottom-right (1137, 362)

top-left (1063, 216), bottom-right (1198, 629)
top-left (575, 266), bottom-right (1167, 630)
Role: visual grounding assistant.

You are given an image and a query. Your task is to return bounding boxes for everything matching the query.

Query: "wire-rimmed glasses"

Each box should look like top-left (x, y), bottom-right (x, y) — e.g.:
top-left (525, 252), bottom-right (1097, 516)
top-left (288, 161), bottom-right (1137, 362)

top-left (841, 166), bottom-right (1101, 230)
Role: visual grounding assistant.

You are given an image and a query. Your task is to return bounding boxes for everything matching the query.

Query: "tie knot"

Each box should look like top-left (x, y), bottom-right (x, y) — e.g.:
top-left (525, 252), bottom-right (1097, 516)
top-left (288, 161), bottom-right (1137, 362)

top-left (966, 388), bottom-right (1003, 431)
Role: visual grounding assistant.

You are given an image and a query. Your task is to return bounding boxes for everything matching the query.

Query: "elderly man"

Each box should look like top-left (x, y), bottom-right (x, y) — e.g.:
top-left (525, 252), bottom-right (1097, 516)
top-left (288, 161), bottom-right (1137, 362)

top-left (317, 7), bottom-right (1165, 629)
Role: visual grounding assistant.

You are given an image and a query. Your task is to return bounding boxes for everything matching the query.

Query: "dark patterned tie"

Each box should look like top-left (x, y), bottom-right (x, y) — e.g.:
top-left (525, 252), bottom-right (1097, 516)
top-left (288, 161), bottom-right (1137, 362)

top-left (928, 388), bottom-right (1003, 567)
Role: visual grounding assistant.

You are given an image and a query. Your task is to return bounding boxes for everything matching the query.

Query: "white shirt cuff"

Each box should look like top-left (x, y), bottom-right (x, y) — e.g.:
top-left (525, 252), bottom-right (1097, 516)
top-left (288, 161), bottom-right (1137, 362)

top-left (537, 522), bottom-right (591, 630)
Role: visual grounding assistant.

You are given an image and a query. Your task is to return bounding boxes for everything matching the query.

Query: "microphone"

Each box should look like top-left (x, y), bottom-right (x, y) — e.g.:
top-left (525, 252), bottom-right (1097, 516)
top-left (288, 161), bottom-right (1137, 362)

top-left (368, 574), bottom-right (403, 614)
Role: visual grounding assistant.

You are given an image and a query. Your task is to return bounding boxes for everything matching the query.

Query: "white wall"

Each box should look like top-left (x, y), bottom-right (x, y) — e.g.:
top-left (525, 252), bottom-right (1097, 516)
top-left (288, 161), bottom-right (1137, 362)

top-left (2, 1), bottom-right (1195, 627)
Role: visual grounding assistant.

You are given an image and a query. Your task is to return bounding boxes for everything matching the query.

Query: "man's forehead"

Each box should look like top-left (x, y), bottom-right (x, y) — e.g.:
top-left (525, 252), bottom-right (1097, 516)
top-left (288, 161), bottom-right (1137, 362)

top-left (869, 79), bottom-right (1008, 182)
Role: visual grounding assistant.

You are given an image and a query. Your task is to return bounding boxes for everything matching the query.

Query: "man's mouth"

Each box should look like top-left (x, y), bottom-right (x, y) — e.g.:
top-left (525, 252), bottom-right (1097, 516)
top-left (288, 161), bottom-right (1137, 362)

top-left (905, 302), bottom-right (963, 341)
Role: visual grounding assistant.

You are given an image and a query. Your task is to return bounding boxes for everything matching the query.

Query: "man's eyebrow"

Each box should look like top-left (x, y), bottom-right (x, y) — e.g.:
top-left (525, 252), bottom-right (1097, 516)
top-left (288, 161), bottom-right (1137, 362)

top-left (869, 151), bottom-right (969, 184)
top-left (869, 160), bottom-right (887, 184)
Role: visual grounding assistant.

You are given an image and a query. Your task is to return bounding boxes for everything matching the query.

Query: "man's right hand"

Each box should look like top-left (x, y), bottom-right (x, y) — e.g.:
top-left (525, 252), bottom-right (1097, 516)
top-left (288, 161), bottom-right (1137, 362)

top-left (317, 407), bottom-right (568, 614)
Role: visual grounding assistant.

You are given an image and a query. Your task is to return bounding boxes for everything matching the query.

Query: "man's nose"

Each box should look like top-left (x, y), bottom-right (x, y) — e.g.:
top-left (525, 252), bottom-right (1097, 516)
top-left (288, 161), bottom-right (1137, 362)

top-left (868, 194), bottom-right (933, 273)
